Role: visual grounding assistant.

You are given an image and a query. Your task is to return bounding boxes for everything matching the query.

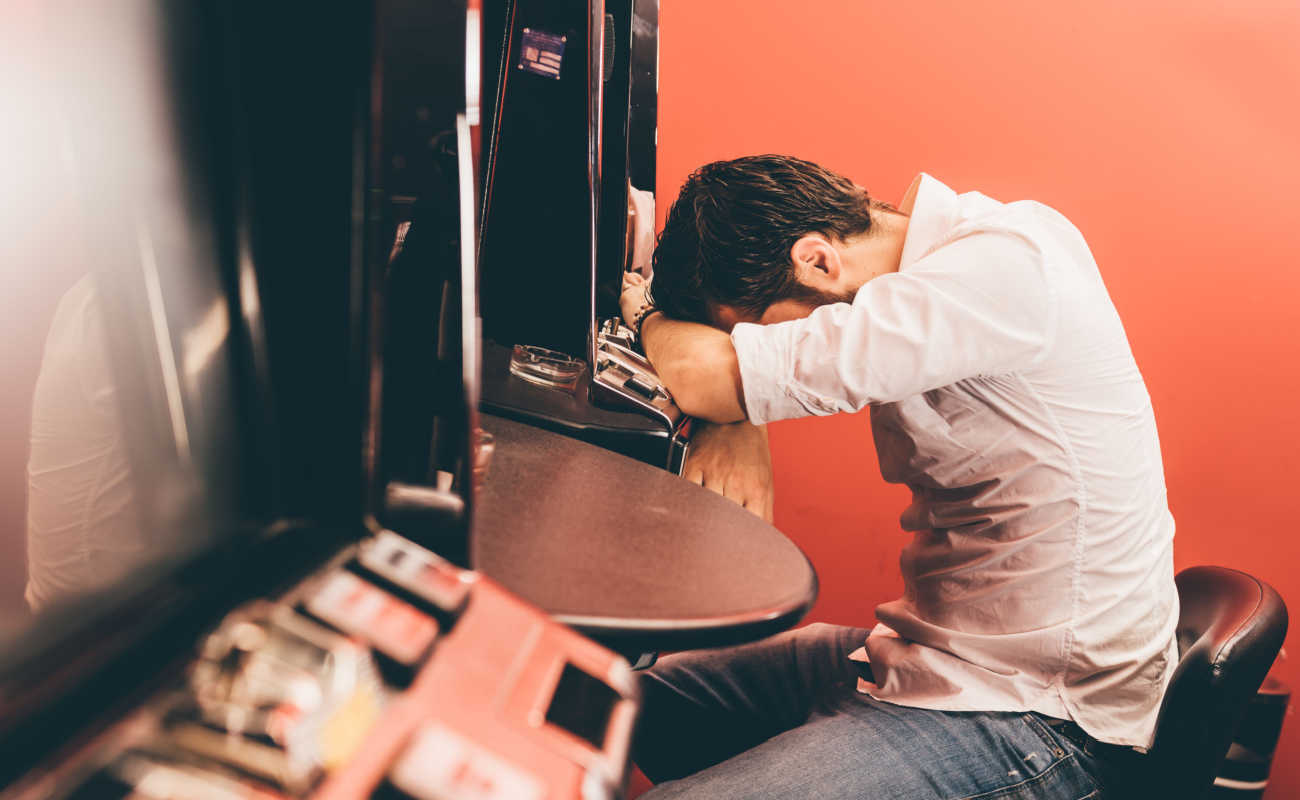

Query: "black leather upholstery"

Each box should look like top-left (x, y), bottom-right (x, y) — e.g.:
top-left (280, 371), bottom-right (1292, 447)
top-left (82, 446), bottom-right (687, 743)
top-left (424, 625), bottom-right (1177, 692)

top-left (1141, 566), bottom-right (1288, 798)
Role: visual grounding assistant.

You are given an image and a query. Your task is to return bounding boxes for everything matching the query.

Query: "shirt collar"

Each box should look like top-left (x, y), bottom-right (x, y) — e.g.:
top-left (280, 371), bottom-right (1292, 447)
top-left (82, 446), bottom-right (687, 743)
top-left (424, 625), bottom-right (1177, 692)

top-left (896, 172), bottom-right (961, 272)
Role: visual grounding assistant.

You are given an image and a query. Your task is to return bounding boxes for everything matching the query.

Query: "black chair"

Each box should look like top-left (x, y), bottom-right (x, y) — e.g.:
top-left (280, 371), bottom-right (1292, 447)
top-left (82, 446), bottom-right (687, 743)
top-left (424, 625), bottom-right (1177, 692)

top-left (1139, 566), bottom-right (1288, 798)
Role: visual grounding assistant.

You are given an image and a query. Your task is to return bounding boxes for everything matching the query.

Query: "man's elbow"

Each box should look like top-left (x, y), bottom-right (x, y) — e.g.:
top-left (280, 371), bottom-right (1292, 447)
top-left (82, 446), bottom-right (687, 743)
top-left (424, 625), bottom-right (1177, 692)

top-left (654, 353), bottom-right (699, 410)
top-left (661, 353), bottom-right (746, 424)
top-left (670, 384), bottom-right (715, 421)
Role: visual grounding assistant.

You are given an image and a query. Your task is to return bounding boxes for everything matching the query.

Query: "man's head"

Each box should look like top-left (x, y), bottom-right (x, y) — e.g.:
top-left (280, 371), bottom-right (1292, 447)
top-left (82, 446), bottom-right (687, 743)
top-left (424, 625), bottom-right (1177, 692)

top-left (650, 154), bottom-right (902, 329)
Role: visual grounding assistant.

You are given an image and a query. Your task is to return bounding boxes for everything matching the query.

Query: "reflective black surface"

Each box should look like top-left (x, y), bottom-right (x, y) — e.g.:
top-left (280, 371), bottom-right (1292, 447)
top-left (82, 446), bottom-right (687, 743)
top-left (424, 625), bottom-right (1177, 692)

top-left (480, 0), bottom-right (659, 358)
top-left (596, 0), bottom-right (659, 321)
top-left (479, 0), bottom-right (601, 359)
top-left (369, 0), bottom-right (481, 564)
top-left (0, 0), bottom-right (482, 617)
top-left (477, 0), bottom-right (683, 470)
top-left (0, 0), bottom-right (472, 784)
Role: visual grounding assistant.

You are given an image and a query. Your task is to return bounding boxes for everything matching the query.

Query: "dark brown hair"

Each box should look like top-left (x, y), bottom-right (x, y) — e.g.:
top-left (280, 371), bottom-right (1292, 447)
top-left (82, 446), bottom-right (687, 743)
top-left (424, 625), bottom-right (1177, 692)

top-left (649, 154), bottom-right (874, 324)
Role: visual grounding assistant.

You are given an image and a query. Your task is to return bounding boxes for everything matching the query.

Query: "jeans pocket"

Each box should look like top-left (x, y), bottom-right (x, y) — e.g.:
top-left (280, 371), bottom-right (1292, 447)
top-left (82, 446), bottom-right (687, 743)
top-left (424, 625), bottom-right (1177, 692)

top-left (958, 716), bottom-right (1101, 800)
top-left (961, 755), bottom-right (1101, 800)
top-left (1021, 714), bottom-right (1070, 760)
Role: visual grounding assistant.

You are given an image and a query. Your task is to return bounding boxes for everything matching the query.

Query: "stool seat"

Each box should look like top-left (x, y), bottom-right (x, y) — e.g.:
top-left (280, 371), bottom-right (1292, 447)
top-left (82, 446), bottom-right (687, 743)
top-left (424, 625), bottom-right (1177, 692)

top-left (1140, 566), bottom-right (1287, 798)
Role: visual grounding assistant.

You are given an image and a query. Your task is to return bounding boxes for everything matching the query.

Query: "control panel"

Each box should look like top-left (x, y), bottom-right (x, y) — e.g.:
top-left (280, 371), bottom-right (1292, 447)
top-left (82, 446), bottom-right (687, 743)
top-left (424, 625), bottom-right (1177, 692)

top-left (591, 317), bottom-right (682, 431)
top-left (29, 531), bottom-right (639, 800)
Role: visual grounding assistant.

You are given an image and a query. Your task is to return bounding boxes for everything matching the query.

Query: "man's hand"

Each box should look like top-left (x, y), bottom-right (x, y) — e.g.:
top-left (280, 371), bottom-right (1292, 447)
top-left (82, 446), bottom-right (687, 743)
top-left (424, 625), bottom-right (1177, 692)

top-left (683, 421), bottom-right (774, 523)
top-left (625, 184), bottom-right (655, 275)
top-left (621, 271), bottom-right (651, 328)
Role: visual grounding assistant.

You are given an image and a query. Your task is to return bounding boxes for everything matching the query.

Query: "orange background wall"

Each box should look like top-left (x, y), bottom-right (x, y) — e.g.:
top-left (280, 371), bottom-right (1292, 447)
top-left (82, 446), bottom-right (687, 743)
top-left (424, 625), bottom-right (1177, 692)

top-left (656, 0), bottom-right (1300, 795)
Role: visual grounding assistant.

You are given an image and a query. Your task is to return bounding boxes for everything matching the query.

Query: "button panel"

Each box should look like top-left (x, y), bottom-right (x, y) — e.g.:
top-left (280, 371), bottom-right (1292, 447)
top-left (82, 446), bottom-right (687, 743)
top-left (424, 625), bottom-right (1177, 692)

top-left (591, 317), bottom-right (682, 429)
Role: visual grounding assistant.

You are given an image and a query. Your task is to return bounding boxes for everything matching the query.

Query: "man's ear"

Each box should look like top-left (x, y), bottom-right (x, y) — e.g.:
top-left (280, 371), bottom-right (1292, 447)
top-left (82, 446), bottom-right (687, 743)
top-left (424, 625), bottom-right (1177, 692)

top-left (790, 234), bottom-right (842, 286)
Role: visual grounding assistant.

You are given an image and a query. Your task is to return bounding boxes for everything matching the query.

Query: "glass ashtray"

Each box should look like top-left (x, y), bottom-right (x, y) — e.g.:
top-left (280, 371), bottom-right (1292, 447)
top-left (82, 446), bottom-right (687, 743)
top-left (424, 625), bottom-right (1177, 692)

top-left (508, 344), bottom-right (585, 392)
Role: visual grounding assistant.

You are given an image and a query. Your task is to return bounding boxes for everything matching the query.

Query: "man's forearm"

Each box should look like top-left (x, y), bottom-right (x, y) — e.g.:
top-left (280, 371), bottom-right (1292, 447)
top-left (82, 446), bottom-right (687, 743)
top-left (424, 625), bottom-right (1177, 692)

top-left (640, 313), bottom-right (748, 423)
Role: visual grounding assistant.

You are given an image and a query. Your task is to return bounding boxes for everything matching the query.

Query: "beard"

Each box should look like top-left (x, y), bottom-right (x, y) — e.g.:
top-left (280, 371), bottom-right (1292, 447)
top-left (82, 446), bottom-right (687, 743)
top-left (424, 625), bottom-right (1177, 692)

top-left (786, 283), bottom-right (858, 310)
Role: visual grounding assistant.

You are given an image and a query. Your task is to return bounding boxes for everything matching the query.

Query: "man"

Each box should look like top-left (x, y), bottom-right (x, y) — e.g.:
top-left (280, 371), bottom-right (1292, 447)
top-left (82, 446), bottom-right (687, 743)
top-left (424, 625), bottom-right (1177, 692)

top-left (621, 155), bottom-right (1177, 799)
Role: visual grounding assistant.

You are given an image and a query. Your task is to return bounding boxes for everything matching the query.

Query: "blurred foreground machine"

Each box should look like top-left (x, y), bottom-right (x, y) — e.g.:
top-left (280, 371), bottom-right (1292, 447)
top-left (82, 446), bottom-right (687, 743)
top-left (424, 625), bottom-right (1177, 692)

top-left (0, 1), bottom-right (640, 798)
top-left (34, 534), bottom-right (638, 800)
top-left (477, 0), bottom-right (692, 472)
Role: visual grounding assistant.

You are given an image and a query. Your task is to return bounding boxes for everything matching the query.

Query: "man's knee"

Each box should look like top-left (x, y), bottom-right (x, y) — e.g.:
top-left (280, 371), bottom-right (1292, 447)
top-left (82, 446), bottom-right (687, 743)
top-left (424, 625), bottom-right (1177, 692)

top-left (787, 622), bottom-right (870, 669)
top-left (792, 621), bottom-right (843, 642)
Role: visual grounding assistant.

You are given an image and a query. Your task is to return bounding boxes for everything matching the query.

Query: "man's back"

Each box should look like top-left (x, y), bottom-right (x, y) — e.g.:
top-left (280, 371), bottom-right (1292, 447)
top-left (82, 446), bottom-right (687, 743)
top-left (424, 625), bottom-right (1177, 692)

top-left (860, 176), bottom-right (1178, 748)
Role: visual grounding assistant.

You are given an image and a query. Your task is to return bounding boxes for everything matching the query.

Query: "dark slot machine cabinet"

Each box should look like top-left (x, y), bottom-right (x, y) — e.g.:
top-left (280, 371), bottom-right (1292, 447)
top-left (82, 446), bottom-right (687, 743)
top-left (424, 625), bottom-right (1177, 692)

top-left (478, 0), bottom-right (691, 473)
top-left (0, 2), bottom-right (642, 798)
top-left (366, 0), bottom-right (483, 566)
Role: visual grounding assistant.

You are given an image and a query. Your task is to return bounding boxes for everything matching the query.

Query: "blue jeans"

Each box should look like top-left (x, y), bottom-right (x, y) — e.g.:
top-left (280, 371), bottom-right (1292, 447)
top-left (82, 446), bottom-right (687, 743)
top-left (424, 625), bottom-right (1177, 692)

top-left (633, 624), bottom-right (1139, 799)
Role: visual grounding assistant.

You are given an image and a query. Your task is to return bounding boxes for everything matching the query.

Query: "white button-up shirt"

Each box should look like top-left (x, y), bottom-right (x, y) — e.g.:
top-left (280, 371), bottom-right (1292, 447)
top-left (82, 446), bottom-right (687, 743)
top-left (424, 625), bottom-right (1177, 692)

top-left (731, 174), bottom-right (1179, 748)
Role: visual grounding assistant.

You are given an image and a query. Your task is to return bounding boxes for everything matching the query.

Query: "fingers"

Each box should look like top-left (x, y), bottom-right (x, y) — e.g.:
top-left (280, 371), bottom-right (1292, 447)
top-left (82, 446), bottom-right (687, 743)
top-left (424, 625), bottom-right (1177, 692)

top-left (680, 425), bottom-right (775, 522)
top-left (688, 472), bottom-right (773, 524)
top-left (724, 478), bottom-right (773, 523)
top-left (688, 468), bottom-right (728, 502)
top-left (736, 478), bottom-right (774, 524)
top-left (620, 273), bottom-right (650, 325)
top-left (692, 467), bottom-right (743, 503)
top-left (746, 489), bottom-right (775, 524)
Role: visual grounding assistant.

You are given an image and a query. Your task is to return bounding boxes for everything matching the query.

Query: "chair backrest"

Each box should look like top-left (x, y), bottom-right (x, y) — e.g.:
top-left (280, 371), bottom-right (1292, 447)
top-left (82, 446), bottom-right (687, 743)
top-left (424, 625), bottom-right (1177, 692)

top-left (1144, 566), bottom-right (1288, 798)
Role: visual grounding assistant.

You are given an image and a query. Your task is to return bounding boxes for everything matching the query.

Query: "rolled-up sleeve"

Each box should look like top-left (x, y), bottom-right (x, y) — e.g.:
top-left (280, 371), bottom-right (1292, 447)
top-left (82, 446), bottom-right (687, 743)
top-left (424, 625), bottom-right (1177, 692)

top-left (730, 229), bottom-right (1057, 424)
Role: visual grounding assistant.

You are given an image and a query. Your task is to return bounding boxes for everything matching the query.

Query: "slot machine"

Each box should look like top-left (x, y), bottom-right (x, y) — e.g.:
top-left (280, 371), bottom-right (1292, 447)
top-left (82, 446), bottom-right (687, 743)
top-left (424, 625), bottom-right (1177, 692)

top-left (478, 0), bottom-right (692, 472)
top-left (0, 2), bottom-right (643, 798)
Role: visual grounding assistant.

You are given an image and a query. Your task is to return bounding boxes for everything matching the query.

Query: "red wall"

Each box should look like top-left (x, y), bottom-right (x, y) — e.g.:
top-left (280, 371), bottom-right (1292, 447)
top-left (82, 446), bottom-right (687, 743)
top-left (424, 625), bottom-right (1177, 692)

top-left (656, 0), bottom-right (1300, 795)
